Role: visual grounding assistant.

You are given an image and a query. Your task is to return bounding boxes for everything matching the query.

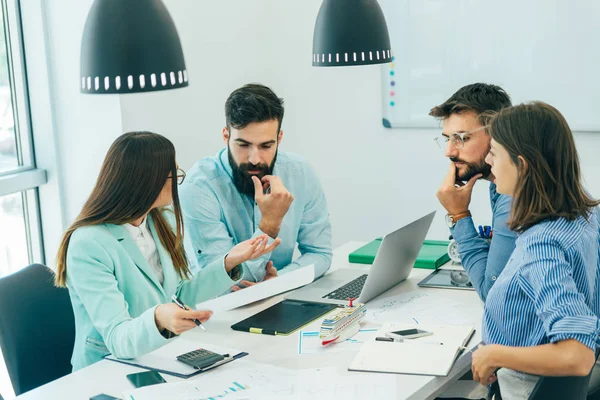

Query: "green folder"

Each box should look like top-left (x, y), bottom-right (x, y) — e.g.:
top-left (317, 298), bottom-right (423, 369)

top-left (348, 239), bottom-right (450, 269)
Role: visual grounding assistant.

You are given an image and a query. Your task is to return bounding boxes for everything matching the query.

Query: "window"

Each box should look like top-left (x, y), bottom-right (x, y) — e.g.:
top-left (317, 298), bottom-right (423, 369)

top-left (0, 1), bottom-right (48, 397)
top-left (0, 0), bottom-right (47, 277)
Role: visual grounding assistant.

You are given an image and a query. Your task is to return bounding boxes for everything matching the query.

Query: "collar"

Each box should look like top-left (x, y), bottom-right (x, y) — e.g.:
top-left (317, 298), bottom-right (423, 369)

top-left (122, 216), bottom-right (148, 238)
top-left (218, 148), bottom-right (235, 181)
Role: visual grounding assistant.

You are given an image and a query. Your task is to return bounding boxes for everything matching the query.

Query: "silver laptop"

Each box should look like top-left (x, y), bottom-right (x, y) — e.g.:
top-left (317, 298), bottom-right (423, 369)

top-left (286, 211), bottom-right (436, 306)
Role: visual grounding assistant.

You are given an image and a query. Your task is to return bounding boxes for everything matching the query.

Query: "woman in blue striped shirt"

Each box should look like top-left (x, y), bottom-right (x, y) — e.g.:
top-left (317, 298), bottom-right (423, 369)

top-left (470, 102), bottom-right (600, 399)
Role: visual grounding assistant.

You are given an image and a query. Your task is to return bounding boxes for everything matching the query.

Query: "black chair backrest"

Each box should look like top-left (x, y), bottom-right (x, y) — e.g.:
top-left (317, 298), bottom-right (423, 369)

top-left (0, 264), bottom-right (75, 395)
top-left (528, 351), bottom-right (600, 400)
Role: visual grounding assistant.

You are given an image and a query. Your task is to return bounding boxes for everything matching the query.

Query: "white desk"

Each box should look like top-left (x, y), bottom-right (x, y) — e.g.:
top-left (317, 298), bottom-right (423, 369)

top-left (17, 241), bottom-right (482, 400)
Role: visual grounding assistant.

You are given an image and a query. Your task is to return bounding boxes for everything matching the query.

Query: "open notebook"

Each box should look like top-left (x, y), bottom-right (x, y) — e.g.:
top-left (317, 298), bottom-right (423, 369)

top-left (349, 324), bottom-right (475, 377)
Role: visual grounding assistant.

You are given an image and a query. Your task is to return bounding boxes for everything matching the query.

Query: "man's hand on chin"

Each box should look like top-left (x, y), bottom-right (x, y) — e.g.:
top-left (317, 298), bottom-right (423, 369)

top-left (437, 162), bottom-right (482, 214)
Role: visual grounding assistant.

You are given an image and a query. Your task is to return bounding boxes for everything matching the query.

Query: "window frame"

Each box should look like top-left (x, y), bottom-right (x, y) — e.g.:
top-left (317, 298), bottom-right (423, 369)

top-left (0, 0), bottom-right (48, 265)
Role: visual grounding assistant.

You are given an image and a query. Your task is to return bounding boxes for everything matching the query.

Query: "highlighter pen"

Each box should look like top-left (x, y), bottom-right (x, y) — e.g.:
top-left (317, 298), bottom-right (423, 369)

top-left (171, 294), bottom-right (206, 331)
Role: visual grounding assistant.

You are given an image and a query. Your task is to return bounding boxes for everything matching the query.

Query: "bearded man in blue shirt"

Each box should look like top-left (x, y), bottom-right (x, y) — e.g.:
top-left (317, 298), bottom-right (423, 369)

top-left (179, 84), bottom-right (332, 290)
top-left (431, 83), bottom-right (516, 301)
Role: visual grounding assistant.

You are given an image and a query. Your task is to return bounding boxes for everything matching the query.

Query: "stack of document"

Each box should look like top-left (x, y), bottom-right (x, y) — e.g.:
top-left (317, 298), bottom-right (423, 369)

top-left (349, 324), bottom-right (474, 376)
top-left (105, 338), bottom-right (246, 378)
top-left (123, 360), bottom-right (398, 400)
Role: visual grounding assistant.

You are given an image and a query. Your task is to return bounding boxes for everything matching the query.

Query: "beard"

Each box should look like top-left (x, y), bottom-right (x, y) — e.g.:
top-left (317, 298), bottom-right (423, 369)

top-left (450, 155), bottom-right (491, 181)
top-left (228, 145), bottom-right (278, 197)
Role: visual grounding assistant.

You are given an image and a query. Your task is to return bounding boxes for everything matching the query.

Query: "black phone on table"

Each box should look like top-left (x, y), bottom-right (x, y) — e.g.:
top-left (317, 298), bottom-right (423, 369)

top-left (126, 370), bottom-right (166, 388)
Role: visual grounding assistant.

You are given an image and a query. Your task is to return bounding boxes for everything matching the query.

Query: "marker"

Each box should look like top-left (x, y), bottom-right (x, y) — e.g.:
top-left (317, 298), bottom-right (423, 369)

top-left (376, 336), bottom-right (400, 342)
top-left (376, 337), bottom-right (445, 345)
top-left (171, 294), bottom-right (206, 331)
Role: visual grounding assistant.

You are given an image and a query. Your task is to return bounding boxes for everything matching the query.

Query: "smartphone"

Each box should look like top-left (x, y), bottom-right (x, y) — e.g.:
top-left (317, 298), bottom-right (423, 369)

top-left (90, 395), bottom-right (120, 400)
top-left (385, 328), bottom-right (433, 340)
top-left (126, 370), bottom-right (167, 388)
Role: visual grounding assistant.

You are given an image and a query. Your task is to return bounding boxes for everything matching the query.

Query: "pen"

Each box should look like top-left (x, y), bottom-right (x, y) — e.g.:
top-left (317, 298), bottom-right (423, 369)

top-left (376, 336), bottom-right (402, 342)
top-left (171, 294), bottom-right (206, 331)
top-left (478, 225), bottom-right (484, 237)
top-left (375, 337), bottom-right (445, 345)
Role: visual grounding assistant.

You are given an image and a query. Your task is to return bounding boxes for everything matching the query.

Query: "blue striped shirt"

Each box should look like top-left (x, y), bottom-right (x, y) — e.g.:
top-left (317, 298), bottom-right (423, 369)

top-left (483, 209), bottom-right (600, 350)
top-left (451, 183), bottom-right (516, 301)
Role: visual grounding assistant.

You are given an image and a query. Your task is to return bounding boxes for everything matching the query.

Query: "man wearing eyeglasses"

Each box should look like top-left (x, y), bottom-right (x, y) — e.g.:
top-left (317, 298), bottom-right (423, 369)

top-left (431, 83), bottom-right (516, 301)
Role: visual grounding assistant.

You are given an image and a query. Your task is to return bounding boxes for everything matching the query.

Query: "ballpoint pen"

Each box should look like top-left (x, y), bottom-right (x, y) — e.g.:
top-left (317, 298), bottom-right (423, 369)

top-left (171, 294), bottom-right (206, 331)
top-left (375, 337), bottom-right (445, 345)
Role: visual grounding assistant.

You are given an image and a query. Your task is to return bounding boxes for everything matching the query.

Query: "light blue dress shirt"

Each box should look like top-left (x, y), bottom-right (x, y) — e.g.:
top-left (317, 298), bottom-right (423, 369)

top-left (179, 149), bottom-right (332, 283)
top-left (450, 183), bottom-right (517, 301)
top-left (483, 209), bottom-right (600, 350)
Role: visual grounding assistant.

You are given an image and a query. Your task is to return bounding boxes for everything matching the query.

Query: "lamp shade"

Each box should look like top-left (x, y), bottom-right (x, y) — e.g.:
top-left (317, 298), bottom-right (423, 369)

top-left (80, 0), bottom-right (188, 94)
top-left (312, 0), bottom-right (391, 67)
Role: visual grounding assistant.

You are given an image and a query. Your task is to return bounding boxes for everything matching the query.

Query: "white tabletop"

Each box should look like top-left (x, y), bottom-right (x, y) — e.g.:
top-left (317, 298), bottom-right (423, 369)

top-left (16, 241), bottom-right (483, 400)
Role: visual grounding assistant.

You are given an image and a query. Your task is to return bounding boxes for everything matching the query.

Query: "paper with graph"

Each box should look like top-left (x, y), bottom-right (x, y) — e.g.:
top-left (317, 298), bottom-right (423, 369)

top-left (297, 329), bottom-right (378, 354)
top-left (124, 375), bottom-right (257, 400)
top-left (124, 360), bottom-right (396, 400)
top-left (364, 289), bottom-right (481, 326)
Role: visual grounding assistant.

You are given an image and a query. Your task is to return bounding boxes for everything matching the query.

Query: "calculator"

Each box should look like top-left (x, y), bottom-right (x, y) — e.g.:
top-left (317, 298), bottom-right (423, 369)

top-left (176, 348), bottom-right (225, 369)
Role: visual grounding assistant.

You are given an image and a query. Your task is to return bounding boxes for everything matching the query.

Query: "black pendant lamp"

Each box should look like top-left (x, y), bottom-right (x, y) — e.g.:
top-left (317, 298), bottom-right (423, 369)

top-left (80, 0), bottom-right (188, 94)
top-left (313, 0), bottom-right (392, 67)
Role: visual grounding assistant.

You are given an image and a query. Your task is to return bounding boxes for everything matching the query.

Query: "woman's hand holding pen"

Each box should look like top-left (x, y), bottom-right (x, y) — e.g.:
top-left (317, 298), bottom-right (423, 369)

top-left (224, 234), bottom-right (281, 272)
top-left (154, 303), bottom-right (213, 335)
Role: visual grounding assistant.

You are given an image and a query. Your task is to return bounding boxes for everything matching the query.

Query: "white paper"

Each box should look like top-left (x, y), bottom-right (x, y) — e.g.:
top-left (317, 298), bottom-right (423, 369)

top-left (216, 361), bottom-right (397, 400)
top-left (106, 337), bottom-right (242, 377)
top-left (124, 374), bottom-right (260, 400)
top-left (196, 264), bottom-right (315, 312)
top-left (278, 367), bottom-right (396, 400)
top-left (125, 360), bottom-right (397, 400)
top-left (364, 290), bottom-right (464, 324)
top-left (297, 329), bottom-right (378, 354)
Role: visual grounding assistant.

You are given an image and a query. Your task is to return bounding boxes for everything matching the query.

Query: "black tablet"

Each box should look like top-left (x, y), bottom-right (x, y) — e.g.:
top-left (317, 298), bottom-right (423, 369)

top-left (231, 300), bottom-right (337, 336)
top-left (417, 269), bottom-right (475, 291)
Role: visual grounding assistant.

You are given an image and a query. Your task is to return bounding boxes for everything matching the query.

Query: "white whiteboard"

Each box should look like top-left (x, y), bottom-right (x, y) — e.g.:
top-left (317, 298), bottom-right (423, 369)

top-left (380, 0), bottom-right (600, 132)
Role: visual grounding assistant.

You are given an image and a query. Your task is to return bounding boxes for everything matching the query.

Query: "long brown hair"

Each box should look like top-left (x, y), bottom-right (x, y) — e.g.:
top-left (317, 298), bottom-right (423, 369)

top-left (55, 131), bottom-right (190, 287)
top-left (489, 102), bottom-right (599, 233)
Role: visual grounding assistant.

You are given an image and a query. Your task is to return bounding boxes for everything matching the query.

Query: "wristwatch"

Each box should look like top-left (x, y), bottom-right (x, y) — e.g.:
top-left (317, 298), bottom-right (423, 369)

top-left (445, 211), bottom-right (471, 228)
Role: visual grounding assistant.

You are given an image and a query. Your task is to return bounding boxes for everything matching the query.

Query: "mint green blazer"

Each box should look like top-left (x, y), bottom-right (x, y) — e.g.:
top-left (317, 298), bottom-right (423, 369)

top-left (65, 212), bottom-right (238, 371)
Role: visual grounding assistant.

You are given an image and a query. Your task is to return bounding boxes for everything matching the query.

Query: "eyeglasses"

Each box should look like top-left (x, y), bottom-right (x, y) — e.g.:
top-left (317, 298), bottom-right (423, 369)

top-left (433, 126), bottom-right (487, 150)
top-left (169, 168), bottom-right (186, 185)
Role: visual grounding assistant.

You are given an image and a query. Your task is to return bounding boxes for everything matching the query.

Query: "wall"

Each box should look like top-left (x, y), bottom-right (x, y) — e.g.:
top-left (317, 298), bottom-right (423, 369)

top-left (119, 0), bottom-right (553, 246)
top-left (119, 0), bottom-right (455, 246)
top-left (22, 0), bottom-right (123, 261)
top-left (31, 0), bottom-right (600, 255)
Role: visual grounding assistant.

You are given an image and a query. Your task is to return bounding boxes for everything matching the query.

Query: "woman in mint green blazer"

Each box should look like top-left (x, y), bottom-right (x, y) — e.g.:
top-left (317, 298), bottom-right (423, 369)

top-left (55, 132), bottom-right (280, 371)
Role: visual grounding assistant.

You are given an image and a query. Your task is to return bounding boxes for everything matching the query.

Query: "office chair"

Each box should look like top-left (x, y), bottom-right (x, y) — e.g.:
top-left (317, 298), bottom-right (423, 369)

top-left (528, 351), bottom-right (600, 400)
top-left (0, 264), bottom-right (75, 396)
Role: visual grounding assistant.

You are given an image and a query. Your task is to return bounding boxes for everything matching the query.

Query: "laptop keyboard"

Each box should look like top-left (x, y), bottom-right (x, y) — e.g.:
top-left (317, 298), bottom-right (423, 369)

top-left (322, 274), bottom-right (368, 300)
